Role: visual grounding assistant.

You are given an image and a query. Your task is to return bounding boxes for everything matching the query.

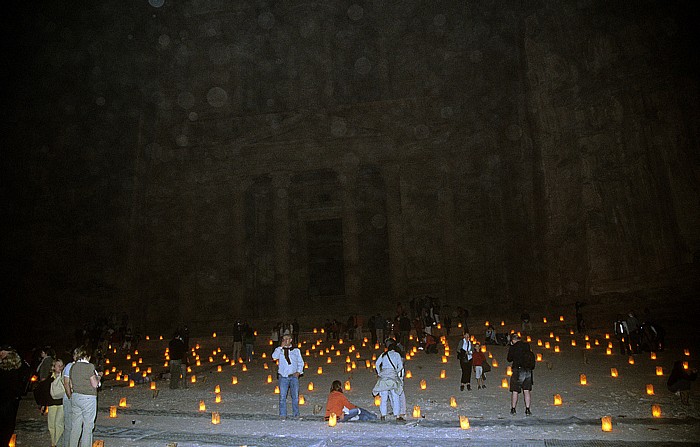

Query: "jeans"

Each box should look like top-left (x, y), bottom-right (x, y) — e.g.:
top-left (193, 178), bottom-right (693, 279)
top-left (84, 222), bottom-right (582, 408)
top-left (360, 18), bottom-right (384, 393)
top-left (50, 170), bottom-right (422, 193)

top-left (379, 389), bottom-right (401, 417)
top-left (170, 359), bottom-right (183, 389)
top-left (70, 393), bottom-right (97, 447)
top-left (278, 375), bottom-right (299, 417)
top-left (245, 344), bottom-right (254, 362)
top-left (341, 407), bottom-right (378, 422)
top-left (62, 396), bottom-right (72, 447)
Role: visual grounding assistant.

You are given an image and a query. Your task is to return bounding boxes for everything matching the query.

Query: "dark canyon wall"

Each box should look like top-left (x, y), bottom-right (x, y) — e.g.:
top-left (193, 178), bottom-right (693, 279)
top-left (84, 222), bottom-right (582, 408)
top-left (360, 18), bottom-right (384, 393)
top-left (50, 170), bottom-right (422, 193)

top-left (2, 1), bottom-right (698, 339)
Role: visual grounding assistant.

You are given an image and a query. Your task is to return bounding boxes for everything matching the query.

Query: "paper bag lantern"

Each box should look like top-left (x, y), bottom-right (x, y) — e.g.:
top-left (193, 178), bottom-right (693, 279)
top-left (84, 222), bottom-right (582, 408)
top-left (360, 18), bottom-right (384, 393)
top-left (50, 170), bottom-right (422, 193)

top-left (191, 375), bottom-right (197, 383)
top-left (344, 380), bottom-right (351, 391)
top-left (420, 379), bottom-right (427, 390)
top-left (231, 376), bottom-right (238, 385)
top-left (199, 400), bottom-right (206, 412)
top-left (109, 406), bottom-right (117, 418)
top-left (299, 395), bottom-right (305, 405)
top-left (215, 393), bottom-right (221, 403)
top-left (646, 384), bottom-right (654, 395)
top-left (274, 385), bottom-right (280, 394)
top-left (328, 412), bottom-right (338, 427)
top-left (267, 375), bottom-right (273, 384)
top-left (241, 364), bottom-right (247, 372)
top-left (308, 382), bottom-right (314, 391)
top-left (610, 368), bottom-right (618, 378)
top-left (405, 370), bottom-right (412, 379)
top-left (150, 381), bottom-right (156, 390)
top-left (650, 352), bottom-right (656, 360)
top-left (501, 378), bottom-right (508, 388)
top-left (580, 374), bottom-right (587, 385)
top-left (441, 355), bottom-right (448, 363)
top-left (374, 395), bottom-right (381, 406)
top-left (129, 380), bottom-right (135, 388)
top-left (450, 396), bottom-right (457, 407)
top-left (656, 366), bottom-right (663, 376)
top-left (211, 412), bottom-right (220, 424)
top-left (683, 361), bottom-right (689, 370)
top-left (601, 416), bottom-right (612, 432)
top-left (440, 369), bottom-right (446, 379)
top-left (684, 348), bottom-right (690, 356)
top-left (459, 415), bottom-right (470, 429)
top-left (412, 405), bottom-right (421, 418)
top-left (92, 441), bottom-right (104, 447)
top-left (652, 404), bottom-right (661, 417)
top-left (119, 397), bottom-right (127, 407)
top-left (214, 385), bottom-right (221, 393)
top-left (317, 367), bottom-right (323, 375)
top-left (553, 394), bottom-right (562, 406)
top-left (506, 366), bottom-right (512, 376)
top-left (628, 356), bottom-right (635, 365)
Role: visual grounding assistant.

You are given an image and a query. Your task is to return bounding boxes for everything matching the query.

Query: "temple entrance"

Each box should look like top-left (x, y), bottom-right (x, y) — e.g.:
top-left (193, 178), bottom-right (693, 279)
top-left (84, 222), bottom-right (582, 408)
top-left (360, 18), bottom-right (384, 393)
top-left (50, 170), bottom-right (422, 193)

top-left (306, 219), bottom-right (345, 296)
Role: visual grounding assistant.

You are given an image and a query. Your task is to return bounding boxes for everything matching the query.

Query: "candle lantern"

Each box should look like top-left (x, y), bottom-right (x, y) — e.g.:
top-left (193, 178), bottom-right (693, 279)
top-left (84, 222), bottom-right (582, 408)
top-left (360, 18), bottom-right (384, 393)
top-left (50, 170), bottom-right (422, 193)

top-left (119, 397), bottom-right (127, 407)
top-left (606, 348), bottom-right (612, 355)
top-left (217, 365), bottom-right (222, 372)
top-left (242, 365), bottom-right (247, 372)
top-left (232, 376), bottom-right (238, 385)
top-left (191, 375), bottom-right (197, 383)
top-left (683, 361), bottom-right (689, 370)
top-left (684, 348), bottom-right (690, 356)
top-left (580, 374), bottom-right (587, 385)
top-left (459, 415), bottom-right (470, 429)
top-left (537, 339), bottom-right (543, 347)
top-left (299, 395), bottom-right (305, 405)
top-left (601, 416), bottom-right (612, 432)
top-left (441, 355), bottom-right (448, 363)
top-left (267, 375), bottom-right (273, 384)
top-left (501, 378), bottom-right (509, 388)
top-left (440, 369), bottom-right (446, 379)
top-left (344, 380), bottom-right (351, 391)
top-left (543, 317), bottom-right (547, 323)
top-left (129, 380), bottom-right (135, 388)
top-left (374, 395), bottom-right (381, 406)
top-left (555, 346), bottom-right (560, 353)
top-left (214, 385), bottom-right (221, 393)
top-left (215, 393), bottom-right (221, 403)
top-left (211, 412), bottom-right (220, 424)
top-left (553, 394), bottom-right (562, 406)
top-left (274, 386), bottom-right (280, 394)
top-left (199, 400), bottom-right (206, 412)
top-left (420, 379), bottom-right (427, 390)
top-left (506, 366), bottom-right (512, 376)
top-left (150, 381), bottom-right (156, 390)
top-left (536, 353), bottom-right (543, 362)
top-left (109, 406), bottom-right (117, 418)
top-left (628, 356), bottom-right (634, 365)
top-left (308, 382), bottom-right (314, 391)
top-left (317, 367), bottom-right (323, 375)
top-left (328, 412), bottom-right (337, 427)
top-left (406, 370), bottom-right (412, 379)
top-left (492, 359), bottom-right (498, 367)
top-left (450, 396), bottom-right (457, 407)
top-left (652, 404), bottom-right (661, 417)
top-left (93, 441), bottom-right (105, 447)
top-left (571, 340), bottom-right (577, 347)
top-left (412, 405), bottom-right (421, 418)
top-left (559, 315), bottom-right (564, 322)
top-left (650, 352), bottom-right (656, 360)
top-left (656, 366), bottom-right (663, 376)
top-left (610, 368), bottom-right (618, 378)
top-left (646, 384), bottom-right (654, 395)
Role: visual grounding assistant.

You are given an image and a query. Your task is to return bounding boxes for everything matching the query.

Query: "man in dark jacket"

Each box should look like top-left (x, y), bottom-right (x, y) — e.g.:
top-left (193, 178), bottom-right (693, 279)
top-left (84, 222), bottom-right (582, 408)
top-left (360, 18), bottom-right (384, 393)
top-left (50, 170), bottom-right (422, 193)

top-left (507, 334), bottom-right (533, 415)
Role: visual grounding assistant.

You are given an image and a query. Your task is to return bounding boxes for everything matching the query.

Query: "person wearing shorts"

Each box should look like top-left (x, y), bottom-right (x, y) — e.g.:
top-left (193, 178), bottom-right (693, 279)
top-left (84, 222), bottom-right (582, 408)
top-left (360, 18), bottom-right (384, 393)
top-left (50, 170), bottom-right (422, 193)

top-left (507, 334), bottom-right (533, 415)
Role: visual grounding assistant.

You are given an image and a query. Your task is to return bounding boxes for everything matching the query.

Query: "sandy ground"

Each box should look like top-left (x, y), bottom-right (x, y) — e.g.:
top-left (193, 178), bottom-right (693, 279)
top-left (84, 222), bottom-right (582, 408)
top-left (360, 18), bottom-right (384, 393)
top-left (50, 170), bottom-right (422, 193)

top-left (12, 318), bottom-right (700, 446)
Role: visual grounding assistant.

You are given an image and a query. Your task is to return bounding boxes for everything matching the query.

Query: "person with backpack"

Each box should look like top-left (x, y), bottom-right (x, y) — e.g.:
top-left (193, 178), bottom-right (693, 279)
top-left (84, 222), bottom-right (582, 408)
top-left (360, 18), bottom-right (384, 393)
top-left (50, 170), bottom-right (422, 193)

top-left (507, 333), bottom-right (535, 416)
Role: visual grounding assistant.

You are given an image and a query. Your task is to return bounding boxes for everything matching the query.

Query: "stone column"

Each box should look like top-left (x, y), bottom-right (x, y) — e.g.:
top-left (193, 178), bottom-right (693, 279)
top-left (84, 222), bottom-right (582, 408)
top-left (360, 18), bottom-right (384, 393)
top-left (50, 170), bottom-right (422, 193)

top-left (230, 177), bottom-right (252, 319)
top-left (271, 172), bottom-right (292, 314)
top-left (382, 164), bottom-right (407, 302)
top-left (339, 164), bottom-right (360, 306)
top-left (438, 162), bottom-right (461, 303)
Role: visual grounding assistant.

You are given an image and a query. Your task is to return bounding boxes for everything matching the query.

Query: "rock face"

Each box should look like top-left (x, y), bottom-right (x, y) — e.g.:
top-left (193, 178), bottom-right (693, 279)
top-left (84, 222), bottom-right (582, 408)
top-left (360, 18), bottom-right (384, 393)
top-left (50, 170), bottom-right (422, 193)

top-left (2, 1), bottom-right (698, 336)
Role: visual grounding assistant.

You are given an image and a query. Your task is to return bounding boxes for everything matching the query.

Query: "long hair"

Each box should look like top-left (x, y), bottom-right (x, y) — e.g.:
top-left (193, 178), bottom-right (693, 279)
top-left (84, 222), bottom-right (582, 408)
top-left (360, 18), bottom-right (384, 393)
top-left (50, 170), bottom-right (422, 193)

top-left (330, 380), bottom-right (343, 393)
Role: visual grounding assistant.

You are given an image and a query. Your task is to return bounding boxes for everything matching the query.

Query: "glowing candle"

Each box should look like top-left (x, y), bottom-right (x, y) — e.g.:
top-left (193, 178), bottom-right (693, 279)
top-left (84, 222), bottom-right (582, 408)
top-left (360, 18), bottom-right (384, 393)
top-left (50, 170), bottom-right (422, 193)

top-left (119, 398), bottom-right (127, 407)
top-left (420, 379), bottom-right (427, 390)
top-left (580, 374), bottom-right (587, 385)
top-left (109, 406), bottom-right (117, 418)
top-left (652, 404), bottom-right (661, 417)
top-left (646, 384), bottom-right (654, 395)
top-left (412, 405), bottom-right (421, 418)
top-left (553, 394), bottom-right (562, 405)
top-left (440, 369), bottom-right (446, 379)
top-left (328, 412), bottom-right (337, 426)
top-left (232, 376), bottom-right (238, 385)
top-left (601, 416), bottom-right (612, 432)
top-left (344, 380), bottom-right (351, 391)
top-left (656, 366), bottom-right (663, 376)
top-left (211, 412), bottom-right (220, 424)
top-left (501, 378), bottom-right (508, 388)
top-left (459, 415), bottom-right (470, 429)
top-left (199, 400), bottom-right (206, 411)
top-left (450, 396), bottom-right (457, 407)
top-left (610, 368), bottom-right (618, 378)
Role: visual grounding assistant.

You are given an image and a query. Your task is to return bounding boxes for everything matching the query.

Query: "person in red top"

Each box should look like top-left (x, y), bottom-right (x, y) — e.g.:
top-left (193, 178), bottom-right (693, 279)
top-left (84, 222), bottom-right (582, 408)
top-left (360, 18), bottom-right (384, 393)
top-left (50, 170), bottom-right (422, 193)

top-left (325, 380), bottom-right (378, 422)
top-left (471, 344), bottom-right (487, 390)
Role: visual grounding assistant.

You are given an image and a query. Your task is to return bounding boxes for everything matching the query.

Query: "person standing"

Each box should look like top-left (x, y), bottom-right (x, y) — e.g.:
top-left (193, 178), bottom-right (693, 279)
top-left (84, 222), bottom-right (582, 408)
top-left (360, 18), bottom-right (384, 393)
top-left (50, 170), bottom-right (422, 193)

top-left (168, 333), bottom-right (187, 389)
top-left (472, 343), bottom-right (487, 390)
top-left (37, 347), bottom-right (55, 381)
top-left (62, 348), bottom-right (78, 447)
top-left (507, 333), bottom-right (533, 415)
top-left (47, 359), bottom-right (65, 447)
top-left (244, 324), bottom-right (255, 363)
top-left (68, 346), bottom-right (101, 447)
top-left (372, 338), bottom-right (404, 421)
top-left (614, 315), bottom-right (629, 355)
top-left (575, 301), bottom-right (586, 334)
top-left (0, 345), bottom-right (25, 447)
top-left (272, 335), bottom-right (304, 419)
top-left (458, 331), bottom-right (474, 391)
top-left (232, 322), bottom-right (243, 363)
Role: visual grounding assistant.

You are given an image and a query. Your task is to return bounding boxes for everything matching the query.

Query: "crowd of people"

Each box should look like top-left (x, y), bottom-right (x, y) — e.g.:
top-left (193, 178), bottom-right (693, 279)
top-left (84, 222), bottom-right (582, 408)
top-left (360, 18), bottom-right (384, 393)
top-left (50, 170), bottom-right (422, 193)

top-left (0, 301), bottom-right (695, 446)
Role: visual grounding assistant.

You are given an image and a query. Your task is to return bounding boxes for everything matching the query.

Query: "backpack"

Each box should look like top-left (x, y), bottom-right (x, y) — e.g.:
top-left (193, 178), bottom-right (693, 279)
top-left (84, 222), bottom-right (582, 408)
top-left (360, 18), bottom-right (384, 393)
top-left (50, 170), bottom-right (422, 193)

top-left (522, 349), bottom-right (536, 370)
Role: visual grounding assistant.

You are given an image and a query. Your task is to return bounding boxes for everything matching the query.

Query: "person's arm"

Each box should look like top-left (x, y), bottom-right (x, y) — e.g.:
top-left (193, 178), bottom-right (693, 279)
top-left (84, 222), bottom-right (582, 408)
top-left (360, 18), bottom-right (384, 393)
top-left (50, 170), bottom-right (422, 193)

top-left (293, 350), bottom-right (304, 376)
top-left (271, 346), bottom-right (281, 361)
top-left (506, 345), bottom-right (514, 363)
top-left (341, 393), bottom-right (357, 410)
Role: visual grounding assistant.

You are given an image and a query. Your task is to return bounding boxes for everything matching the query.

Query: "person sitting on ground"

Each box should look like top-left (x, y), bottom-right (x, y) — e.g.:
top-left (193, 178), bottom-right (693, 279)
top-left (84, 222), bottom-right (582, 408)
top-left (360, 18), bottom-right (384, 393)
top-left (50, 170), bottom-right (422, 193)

top-left (325, 380), bottom-right (378, 422)
top-left (668, 360), bottom-right (697, 405)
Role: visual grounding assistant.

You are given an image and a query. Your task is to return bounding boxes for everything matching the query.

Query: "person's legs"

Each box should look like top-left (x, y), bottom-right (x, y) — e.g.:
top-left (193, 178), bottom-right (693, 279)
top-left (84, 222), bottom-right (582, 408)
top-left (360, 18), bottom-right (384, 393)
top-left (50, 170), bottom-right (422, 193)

top-left (70, 395), bottom-right (85, 447)
top-left (390, 390), bottom-right (401, 418)
top-left (511, 391), bottom-right (519, 412)
top-left (340, 408), bottom-right (360, 421)
top-left (290, 377), bottom-right (300, 417)
top-left (78, 396), bottom-right (96, 447)
top-left (278, 376), bottom-right (290, 417)
top-left (169, 359), bottom-right (181, 389)
top-left (398, 390), bottom-right (406, 416)
top-left (379, 391), bottom-right (389, 417)
top-left (62, 396), bottom-right (72, 447)
top-left (523, 390), bottom-right (531, 409)
top-left (356, 407), bottom-right (378, 421)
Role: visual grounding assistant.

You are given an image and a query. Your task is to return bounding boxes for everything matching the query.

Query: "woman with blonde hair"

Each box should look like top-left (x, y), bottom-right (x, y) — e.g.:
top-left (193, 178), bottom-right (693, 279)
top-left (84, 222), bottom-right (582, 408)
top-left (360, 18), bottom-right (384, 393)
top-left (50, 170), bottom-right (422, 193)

top-left (47, 358), bottom-right (65, 447)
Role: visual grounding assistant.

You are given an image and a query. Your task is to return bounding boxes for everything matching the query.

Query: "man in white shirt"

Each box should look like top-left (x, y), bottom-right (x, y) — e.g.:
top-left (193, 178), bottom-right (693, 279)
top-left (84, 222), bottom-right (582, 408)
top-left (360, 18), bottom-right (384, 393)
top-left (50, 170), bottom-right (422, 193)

top-left (271, 335), bottom-right (304, 419)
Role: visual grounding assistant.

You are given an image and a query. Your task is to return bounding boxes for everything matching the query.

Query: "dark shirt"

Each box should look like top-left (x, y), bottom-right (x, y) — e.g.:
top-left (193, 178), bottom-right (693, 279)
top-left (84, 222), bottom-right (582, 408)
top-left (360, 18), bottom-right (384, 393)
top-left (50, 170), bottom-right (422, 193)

top-left (507, 341), bottom-right (531, 369)
top-left (169, 337), bottom-right (187, 361)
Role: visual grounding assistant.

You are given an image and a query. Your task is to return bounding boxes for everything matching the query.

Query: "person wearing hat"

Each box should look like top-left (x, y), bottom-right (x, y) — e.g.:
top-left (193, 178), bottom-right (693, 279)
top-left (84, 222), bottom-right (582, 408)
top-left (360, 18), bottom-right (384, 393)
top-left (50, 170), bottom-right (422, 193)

top-left (0, 344), bottom-right (24, 447)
